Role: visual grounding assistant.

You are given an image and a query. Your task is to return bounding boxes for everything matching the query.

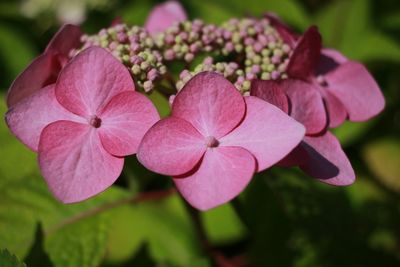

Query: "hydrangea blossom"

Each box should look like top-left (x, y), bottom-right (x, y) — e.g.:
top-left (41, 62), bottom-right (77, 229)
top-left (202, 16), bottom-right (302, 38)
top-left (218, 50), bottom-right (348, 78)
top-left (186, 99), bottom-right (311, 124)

top-left (6, 47), bottom-right (159, 202)
top-left (251, 25), bottom-right (385, 185)
top-left (4, 2), bottom-right (385, 209)
top-left (137, 72), bottom-right (305, 210)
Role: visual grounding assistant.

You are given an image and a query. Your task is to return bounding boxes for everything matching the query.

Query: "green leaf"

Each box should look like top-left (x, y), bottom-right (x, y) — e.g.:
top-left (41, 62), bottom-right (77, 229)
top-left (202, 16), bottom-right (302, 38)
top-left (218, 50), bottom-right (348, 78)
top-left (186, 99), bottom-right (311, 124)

top-left (201, 203), bottom-right (247, 244)
top-left (0, 168), bottom-right (130, 267)
top-left (0, 24), bottom-right (36, 87)
top-left (363, 138), bottom-right (400, 192)
top-left (135, 195), bottom-right (202, 266)
top-left (314, 0), bottom-right (400, 62)
top-left (0, 249), bottom-right (26, 267)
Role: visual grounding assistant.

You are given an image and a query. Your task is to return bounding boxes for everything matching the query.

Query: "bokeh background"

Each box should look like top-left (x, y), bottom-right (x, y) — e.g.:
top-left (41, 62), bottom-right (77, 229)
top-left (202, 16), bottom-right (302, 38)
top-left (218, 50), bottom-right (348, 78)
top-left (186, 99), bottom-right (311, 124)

top-left (0, 0), bottom-right (399, 266)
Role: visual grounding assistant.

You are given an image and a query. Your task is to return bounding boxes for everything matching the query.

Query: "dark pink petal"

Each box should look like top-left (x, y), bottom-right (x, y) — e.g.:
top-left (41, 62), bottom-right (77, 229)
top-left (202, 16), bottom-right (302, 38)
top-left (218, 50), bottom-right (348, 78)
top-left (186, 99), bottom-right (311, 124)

top-left (287, 26), bottom-right (322, 79)
top-left (38, 121), bottom-right (124, 203)
top-left (321, 89), bottom-right (347, 128)
top-left (264, 12), bottom-right (297, 47)
top-left (250, 79), bottom-right (289, 113)
top-left (137, 117), bottom-right (206, 176)
top-left (174, 146), bottom-right (255, 211)
top-left (98, 91), bottom-right (160, 157)
top-left (6, 53), bottom-right (61, 108)
top-left (56, 47), bottom-right (134, 117)
top-left (5, 85), bottom-right (84, 151)
top-left (282, 79), bottom-right (327, 134)
top-left (7, 24), bottom-right (82, 108)
top-left (45, 24), bottom-right (82, 58)
top-left (300, 132), bottom-right (355, 185)
top-left (145, 0), bottom-right (187, 34)
top-left (325, 61), bottom-right (385, 121)
top-left (220, 96), bottom-right (305, 172)
top-left (172, 72), bottom-right (245, 138)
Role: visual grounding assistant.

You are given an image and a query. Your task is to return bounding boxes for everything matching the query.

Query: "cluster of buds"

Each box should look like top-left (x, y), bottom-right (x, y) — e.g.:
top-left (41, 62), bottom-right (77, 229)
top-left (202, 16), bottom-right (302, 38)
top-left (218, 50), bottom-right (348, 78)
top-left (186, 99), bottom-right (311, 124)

top-left (222, 18), bottom-right (291, 80)
top-left (153, 19), bottom-right (224, 62)
top-left (70, 24), bottom-right (167, 92)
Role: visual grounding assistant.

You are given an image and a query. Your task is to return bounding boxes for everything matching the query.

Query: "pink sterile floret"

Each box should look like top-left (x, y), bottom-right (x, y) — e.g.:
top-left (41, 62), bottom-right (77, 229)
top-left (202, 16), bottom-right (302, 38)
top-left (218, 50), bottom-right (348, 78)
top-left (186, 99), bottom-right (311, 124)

top-left (144, 0), bottom-right (187, 34)
top-left (6, 47), bottom-right (160, 203)
top-left (137, 72), bottom-right (305, 210)
top-left (6, 24), bottom-right (82, 108)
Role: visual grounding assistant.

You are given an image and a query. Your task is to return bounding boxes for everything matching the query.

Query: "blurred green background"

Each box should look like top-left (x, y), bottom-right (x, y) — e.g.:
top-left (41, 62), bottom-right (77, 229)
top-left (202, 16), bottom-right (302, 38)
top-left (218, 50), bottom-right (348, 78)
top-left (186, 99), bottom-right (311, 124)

top-left (0, 0), bottom-right (400, 266)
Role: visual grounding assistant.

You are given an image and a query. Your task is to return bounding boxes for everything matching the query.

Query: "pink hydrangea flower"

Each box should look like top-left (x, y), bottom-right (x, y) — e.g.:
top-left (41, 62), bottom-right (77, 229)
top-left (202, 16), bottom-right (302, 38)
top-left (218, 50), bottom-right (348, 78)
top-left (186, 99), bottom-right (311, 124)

top-left (137, 72), bottom-right (305, 210)
top-left (7, 24), bottom-right (82, 107)
top-left (251, 79), bottom-right (355, 185)
top-left (144, 0), bottom-right (187, 34)
top-left (6, 47), bottom-right (160, 202)
top-left (276, 26), bottom-right (385, 131)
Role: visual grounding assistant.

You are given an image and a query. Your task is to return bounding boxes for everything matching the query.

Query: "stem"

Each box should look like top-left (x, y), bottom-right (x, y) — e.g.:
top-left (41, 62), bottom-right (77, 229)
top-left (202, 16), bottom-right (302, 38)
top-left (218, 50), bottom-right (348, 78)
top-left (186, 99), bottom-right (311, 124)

top-left (45, 188), bottom-right (176, 236)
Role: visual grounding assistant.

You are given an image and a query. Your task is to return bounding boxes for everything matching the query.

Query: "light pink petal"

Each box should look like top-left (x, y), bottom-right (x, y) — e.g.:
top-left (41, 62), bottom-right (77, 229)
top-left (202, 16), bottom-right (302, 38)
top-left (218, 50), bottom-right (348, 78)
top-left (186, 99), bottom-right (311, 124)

top-left (321, 89), bottom-right (347, 128)
top-left (220, 96), bottom-right (305, 172)
top-left (325, 61), bottom-right (385, 121)
top-left (45, 24), bottom-right (82, 58)
top-left (300, 132), bottom-right (355, 186)
top-left (287, 26), bottom-right (322, 79)
top-left (174, 146), bottom-right (255, 211)
top-left (250, 79), bottom-right (289, 113)
top-left (172, 72), bottom-right (245, 138)
top-left (145, 0), bottom-right (187, 34)
top-left (98, 91), bottom-right (160, 157)
top-left (321, 48), bottom-right (347, 64)
top-left (56, 47), bottom-right (134, 117)
top-left (6, 53), bottom-right (61, 107)
top-left (137, 117), bottom-right (206, 176)
top-left (282, 79), bottom-right (327, 134)
top-left (38, 121), bottom-right (124, 203)
top-left (5, 85), bottom-right (84, 151)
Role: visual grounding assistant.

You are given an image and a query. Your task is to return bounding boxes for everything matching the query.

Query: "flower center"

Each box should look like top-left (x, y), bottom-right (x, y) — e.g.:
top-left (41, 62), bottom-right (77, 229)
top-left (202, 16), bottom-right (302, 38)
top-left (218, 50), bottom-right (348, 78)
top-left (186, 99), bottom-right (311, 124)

top-left (316, 75), bottom-right (328, 87)
top-left (89, 115), bottom-right (102, 128)
top-left (205, 136), bottom-right (219, 148)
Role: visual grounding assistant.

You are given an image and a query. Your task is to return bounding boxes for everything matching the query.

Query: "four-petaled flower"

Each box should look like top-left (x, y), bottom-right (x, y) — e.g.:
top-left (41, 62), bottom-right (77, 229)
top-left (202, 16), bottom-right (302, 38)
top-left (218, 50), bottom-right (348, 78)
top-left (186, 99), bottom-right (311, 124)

top-left (251, 26), bottom-right (385, 186)
top-left (137, 72), bottom-right (305, 210)
top-left (6, 47), bottom-right (160, 202)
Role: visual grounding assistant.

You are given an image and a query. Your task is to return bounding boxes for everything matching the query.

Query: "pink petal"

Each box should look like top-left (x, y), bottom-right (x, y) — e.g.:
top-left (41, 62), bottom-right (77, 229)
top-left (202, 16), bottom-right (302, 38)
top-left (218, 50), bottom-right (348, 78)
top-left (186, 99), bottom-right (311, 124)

top-left (287, 26), bottom-right (322, 79)
top-left (6, 53), bottom-right (61, 108)
top-left (7, 24), bottom-right (82, 108)
top-left (45, 24), bottom-right (82, 58)
top-left (321, 89), bottom-right (347, 128)
top-left (174, 146), bottom-right (255, 211)
top-left (172, 72), bottom-right (245, 138)
top-left (282, 79), bottom-right (327, 134)
top-left (325, 61), bottom-right (385, 121)
top-left (56, 47), bottom-right (134, 117)
top-left (137, 117), bottom-right (206, 176)
top-left (98, 91), bottom-right (160, 157)
top-left (38, 121), bottom-right (124, 203)
top-left (321, 48), bottom-right (347, 64)
top-left (220, 96), bottom-right (305, 172)
top-left (250, 79), bottom-right (289, 113)
top-left (5, 85), bottom-right (84, 151)
top-left (145, 0), bottom-right (187, 34)
top-left (300, 132), bottom-right (355, 185)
